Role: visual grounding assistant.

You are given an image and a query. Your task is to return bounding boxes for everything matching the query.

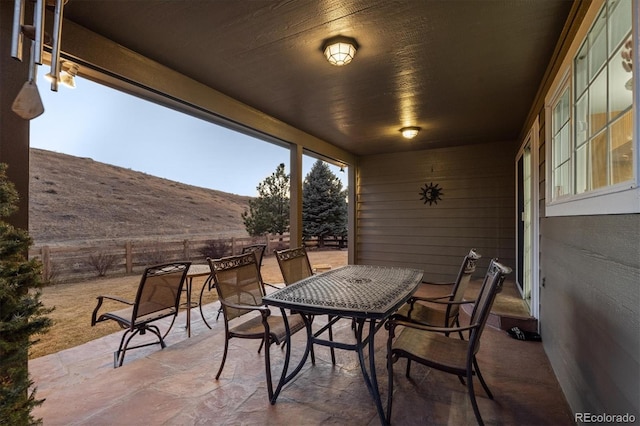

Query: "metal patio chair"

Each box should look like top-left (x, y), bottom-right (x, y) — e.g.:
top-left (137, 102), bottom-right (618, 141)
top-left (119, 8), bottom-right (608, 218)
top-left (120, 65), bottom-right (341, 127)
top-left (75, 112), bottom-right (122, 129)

top-left (275, 246), bottom-right (337, 364)
top-left (386, 259), bottom-right (512, 425)
top-left (208, 251), bottom-right (306, 401)
top-left (396, 249), bottom-right (481, 337)
top-left (91, 261), bottom-right (191, 367)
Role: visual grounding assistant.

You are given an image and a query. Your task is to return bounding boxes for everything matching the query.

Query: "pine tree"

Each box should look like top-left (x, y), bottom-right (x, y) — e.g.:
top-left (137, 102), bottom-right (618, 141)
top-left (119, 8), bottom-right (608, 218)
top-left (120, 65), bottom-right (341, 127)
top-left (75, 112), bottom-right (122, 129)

top-left (302, 160), bottom-right (347, 247)
top-left (0, 163), bottom-right (52, 425)
top-left (242, 163), bottom-right (290, 236)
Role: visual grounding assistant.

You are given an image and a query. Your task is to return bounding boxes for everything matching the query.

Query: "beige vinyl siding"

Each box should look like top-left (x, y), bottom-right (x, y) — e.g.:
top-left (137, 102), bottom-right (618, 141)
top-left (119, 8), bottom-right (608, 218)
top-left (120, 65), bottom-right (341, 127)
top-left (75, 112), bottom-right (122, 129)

top-left (356, 140), bottom-right (516, 281)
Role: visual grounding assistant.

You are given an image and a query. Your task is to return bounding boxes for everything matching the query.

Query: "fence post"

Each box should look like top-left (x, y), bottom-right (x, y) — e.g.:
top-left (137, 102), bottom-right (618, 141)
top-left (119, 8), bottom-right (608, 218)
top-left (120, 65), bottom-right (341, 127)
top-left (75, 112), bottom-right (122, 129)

top-left (183, 239), bottom-right (190, 260)
top-left (232, 237), bottom-right (236, 255)
top-left (125, 241), bottom-right (132, 273)
top-left (41, 246), bottom-right (51, 283)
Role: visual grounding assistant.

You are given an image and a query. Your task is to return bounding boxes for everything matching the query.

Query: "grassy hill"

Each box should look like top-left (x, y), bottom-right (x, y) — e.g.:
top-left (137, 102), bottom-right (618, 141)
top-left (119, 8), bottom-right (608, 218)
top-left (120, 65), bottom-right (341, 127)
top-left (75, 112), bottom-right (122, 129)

top-left (28, 148), bottom-right (251, 244)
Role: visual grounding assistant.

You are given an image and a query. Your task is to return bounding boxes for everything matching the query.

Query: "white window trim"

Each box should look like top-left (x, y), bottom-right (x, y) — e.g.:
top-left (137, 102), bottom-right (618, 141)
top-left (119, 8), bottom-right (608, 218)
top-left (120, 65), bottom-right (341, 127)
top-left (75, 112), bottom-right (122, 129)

top-left (545, 0), bottom-right (640, 216)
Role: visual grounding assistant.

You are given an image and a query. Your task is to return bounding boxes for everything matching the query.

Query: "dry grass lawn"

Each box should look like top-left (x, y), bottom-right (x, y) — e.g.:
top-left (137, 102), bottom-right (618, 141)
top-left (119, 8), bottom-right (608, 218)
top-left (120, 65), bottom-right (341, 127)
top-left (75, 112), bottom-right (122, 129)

top-left (30, 249), bottom-right (348, 359)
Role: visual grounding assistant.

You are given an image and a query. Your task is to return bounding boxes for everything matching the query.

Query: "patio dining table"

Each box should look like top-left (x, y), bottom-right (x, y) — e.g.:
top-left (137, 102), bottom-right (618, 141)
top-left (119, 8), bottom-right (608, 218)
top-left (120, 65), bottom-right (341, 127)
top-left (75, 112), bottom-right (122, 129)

top-left (262, 264), bottom-right (423, 425)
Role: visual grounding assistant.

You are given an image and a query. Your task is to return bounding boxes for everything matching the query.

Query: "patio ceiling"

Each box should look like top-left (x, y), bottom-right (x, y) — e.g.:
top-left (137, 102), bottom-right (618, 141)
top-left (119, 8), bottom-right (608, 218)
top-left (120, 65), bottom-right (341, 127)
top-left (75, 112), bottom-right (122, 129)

top-left (62, 0), bottom-right (574, 156)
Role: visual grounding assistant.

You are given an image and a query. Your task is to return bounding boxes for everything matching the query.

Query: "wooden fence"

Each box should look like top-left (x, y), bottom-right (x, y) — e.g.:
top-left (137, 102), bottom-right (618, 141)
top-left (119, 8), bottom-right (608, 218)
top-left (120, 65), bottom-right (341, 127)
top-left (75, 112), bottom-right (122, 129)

top-left (28, 234), bottom-right (346, 284)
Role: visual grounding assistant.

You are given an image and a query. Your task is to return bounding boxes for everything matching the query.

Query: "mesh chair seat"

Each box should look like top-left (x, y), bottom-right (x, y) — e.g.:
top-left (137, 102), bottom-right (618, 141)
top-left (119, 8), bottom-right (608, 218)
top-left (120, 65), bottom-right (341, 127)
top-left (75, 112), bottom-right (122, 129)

top-left (229, 312), bottom-right (305, 342)
top-left (392, 326), bottom-right (469, 373)
top-left (395, 303), bottom-right (449, 328)
top-left (101, 305), bottom-right (177, 328)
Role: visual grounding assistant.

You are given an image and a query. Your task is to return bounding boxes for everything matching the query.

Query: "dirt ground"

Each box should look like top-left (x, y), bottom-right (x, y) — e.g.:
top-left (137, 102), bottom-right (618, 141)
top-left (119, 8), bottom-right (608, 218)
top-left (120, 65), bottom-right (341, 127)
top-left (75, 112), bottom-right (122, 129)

top-left (30, 249), bottom-right (348, 359)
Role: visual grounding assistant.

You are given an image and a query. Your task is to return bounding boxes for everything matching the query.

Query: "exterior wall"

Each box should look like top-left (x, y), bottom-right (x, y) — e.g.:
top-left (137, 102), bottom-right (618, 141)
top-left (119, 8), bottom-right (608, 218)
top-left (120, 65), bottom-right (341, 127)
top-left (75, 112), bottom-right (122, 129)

top-left (534, 0), bottom-right (640, 418)
top-left (540, 214), bottom-right (640, 418)
top-left (356, 140), bottom-right (516, 280)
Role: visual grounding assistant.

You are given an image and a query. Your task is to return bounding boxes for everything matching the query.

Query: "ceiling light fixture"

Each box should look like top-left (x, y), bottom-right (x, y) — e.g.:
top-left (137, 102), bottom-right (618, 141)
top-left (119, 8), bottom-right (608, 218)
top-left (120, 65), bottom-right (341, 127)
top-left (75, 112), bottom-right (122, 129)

top-left (400, 126), bottom-right (420, 139)
top-left (322, 35), bottom-right (358, 66)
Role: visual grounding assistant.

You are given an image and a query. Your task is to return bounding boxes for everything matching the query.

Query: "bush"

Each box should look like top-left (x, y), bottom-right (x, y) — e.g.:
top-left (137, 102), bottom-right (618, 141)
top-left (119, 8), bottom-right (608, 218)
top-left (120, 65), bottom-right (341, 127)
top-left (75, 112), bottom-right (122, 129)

top-left (199, 239), bottom-right (231, 259)
top-left (87, 252), bottom-right (118, 277)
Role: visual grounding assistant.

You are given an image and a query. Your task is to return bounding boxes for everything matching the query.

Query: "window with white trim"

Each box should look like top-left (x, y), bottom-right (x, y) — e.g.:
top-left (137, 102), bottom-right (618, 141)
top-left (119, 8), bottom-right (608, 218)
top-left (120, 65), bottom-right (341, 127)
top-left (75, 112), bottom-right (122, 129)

top-left (546, 0), bottom-right (637, 216)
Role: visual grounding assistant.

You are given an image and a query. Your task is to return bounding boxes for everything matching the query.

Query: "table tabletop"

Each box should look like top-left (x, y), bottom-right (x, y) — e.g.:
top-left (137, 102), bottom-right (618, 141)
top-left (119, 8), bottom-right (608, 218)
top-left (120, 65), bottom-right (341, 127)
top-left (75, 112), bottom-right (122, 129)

top-left (187, 264), bottom-right (211, 277)
top-left (263, 264), bottom-right (423, 319)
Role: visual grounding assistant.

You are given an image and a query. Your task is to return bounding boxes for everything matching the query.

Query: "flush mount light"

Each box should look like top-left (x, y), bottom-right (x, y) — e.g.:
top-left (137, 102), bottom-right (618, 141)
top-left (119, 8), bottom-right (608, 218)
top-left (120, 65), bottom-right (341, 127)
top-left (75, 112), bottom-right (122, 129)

top-left (322, 35), bottom-right (359, 66)
top-left (400, 126), bottom-right (420, 139)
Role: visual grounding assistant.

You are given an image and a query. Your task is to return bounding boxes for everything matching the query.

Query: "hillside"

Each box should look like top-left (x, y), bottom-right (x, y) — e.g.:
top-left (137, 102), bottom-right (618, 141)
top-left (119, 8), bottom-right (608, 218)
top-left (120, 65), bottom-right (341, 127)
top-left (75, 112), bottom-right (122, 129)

top-left (28, 148), bottom-right (251, 244)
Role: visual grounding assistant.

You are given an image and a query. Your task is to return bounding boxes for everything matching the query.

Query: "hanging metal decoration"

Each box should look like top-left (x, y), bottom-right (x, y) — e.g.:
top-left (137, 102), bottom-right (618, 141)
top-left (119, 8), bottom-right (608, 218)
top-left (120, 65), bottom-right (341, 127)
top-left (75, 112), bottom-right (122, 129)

top-left (419, 182), bottom-right (443, 205)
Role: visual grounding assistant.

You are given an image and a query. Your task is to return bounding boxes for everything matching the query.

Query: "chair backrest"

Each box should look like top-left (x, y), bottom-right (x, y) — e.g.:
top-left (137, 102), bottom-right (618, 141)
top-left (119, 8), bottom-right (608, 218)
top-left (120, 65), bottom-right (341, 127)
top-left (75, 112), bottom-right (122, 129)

top-left (208, 252), bottom-right (264, 321)
top-left (242, 244), bottom-right (267, 268)
top-left (132, 261), bottom-right (191, 322)
top-left (446, 249), bottom-right (481, 320)
top-left (274, 246), bottom-right (313, 285)
top-left (467, 259), bottom-right (512, 355)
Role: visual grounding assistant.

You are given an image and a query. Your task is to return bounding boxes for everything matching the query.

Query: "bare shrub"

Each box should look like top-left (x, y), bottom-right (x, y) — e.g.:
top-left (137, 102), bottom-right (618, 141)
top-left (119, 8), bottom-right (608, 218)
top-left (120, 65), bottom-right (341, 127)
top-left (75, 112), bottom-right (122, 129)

top-left (140, 241), bottom-right (168, 266)
top-left (199, 239), bottom-right (231, 260)
top-left (87, 252), bottom-right (118, 277)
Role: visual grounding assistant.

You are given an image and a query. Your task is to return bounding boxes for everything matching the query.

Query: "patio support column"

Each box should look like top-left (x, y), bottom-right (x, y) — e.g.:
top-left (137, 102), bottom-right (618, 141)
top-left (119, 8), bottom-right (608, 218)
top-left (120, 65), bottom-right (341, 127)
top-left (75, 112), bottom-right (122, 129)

top-left (0, 1), bottom-right (31, 232)
top-left (289, 143), bottom-right (303, 247)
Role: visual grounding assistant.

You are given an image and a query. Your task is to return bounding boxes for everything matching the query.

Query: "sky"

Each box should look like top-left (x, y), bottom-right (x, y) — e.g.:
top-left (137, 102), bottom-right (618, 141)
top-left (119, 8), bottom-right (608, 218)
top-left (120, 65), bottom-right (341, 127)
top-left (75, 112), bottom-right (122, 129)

top-left (30, 68), bottom-right (346, 197)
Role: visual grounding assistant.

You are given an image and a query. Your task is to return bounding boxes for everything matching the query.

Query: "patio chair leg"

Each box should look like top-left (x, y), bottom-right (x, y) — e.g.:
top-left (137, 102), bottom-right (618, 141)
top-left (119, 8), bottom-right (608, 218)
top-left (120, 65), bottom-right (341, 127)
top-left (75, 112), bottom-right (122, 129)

top-left (215, 333), bottom-right (230, 380)
top-left (467, 368), bottom-right (485, 426)
top-left (405, 359), bottom-right (412, 378)
top-left (264, 335), bottom-right (274, 402)
top-left (473, 357), bottom-right (493, 399)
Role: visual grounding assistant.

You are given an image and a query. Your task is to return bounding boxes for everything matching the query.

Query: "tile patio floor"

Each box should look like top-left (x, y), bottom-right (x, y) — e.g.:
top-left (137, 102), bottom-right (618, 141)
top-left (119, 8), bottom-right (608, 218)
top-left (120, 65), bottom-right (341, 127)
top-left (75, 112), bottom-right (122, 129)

top-left (29, 284), bottom-right (574, 425)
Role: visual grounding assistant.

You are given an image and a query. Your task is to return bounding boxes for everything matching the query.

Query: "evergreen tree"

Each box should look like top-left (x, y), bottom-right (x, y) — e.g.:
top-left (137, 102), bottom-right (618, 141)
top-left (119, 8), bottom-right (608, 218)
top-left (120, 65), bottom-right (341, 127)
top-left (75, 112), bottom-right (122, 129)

top-left (0, 163), bottom-right (52, 425)
top-left (242, 163), bottom-right (290, 236)
top-left (302, 160), bottom-right (347, 247)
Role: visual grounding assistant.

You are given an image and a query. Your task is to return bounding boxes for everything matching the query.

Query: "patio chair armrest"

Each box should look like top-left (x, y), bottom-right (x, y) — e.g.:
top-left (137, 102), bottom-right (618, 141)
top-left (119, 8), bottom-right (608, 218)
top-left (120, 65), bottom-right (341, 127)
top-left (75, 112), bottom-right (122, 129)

top-left (421, 298), bottom-right (475, 306)
top-left (221, 300), bottom-right (271, 315)
top-left (387, 317), bottom-right (478, 335)
top-left (421, 280), bottom-right (456, 286)
top-left (91, 295), bottom-right (133, 326)
top-left (409, 294), bottom-right (453, 304)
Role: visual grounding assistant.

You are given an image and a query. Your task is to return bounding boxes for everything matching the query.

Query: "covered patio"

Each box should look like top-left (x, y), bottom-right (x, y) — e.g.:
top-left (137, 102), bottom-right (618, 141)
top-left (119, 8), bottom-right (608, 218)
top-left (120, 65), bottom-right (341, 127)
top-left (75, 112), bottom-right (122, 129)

top-left (30, 283), bottom-right (572, 425)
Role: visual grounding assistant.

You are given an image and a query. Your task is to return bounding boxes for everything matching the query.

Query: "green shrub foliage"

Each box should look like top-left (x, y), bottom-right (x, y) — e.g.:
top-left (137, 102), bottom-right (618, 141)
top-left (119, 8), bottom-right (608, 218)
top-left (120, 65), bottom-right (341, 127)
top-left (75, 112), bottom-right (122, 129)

top-left (0, 163), bottom-right (52, 425)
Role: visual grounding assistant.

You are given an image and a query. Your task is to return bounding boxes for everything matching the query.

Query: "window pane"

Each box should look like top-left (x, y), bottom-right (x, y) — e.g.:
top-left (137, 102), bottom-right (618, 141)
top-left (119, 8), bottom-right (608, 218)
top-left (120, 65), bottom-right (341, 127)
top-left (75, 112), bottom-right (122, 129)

top-left (553, 89), bottom-right (570, 134)
top-left (575, 42), bottom-right (589, 96)
top-left (608, 0), bottom-right (632, 53)
top-left (589, 9), bottom-right (607, 80)
top-left (554, 163), bottom-right (571, 198)
top-left (575, 93), bottom-right (589, 147)
top-left (589, 69), bottom-right (607, 135)
top-left (610, 110), bottom-right (634, 184)
top-left (609, 37), bottom-right (633, 120)
top-left (591, 131), bottom-right (609, 190)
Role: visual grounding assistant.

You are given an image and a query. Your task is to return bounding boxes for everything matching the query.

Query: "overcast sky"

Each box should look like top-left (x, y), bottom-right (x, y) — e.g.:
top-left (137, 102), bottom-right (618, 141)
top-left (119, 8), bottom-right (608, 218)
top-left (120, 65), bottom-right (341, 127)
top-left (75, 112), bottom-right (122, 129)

top-left (30, 68), bottom-right (345, 197)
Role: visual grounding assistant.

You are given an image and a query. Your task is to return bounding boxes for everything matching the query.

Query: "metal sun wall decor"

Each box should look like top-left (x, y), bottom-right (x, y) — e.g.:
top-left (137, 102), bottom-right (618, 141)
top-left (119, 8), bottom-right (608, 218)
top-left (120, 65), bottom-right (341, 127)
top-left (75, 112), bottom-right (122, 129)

top-left (419, 182), bottom-right (443, 205)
